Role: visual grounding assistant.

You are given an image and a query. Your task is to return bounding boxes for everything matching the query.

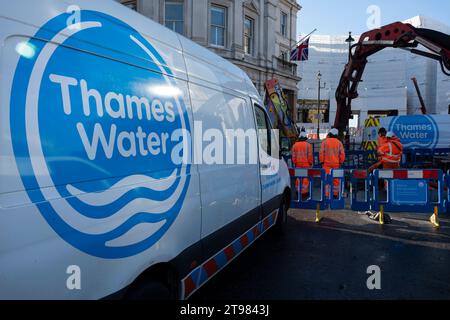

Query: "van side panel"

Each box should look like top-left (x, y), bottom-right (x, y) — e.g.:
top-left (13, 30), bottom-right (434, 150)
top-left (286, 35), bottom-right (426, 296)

top-left (0, 10), bottom-right (202, 299)
top-left (188, 82), bottom-right (261, 253)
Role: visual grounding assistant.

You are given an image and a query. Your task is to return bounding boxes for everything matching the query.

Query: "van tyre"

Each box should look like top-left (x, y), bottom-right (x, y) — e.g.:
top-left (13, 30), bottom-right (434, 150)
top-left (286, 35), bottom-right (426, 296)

top-left (125, 279), bottom-right (172, 300)
top-left (274, 196), bottom-right (288, 235)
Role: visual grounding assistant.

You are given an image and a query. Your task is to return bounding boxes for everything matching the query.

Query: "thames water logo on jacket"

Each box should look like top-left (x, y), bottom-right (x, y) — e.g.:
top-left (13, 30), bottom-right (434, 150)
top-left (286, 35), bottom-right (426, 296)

top-left (10, 11), bottom-right (191, 258)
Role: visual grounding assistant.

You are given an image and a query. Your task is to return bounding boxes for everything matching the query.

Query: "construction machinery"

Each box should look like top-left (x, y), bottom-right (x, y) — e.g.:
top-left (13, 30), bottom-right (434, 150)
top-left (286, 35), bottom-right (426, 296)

top-left (411, 77), bottom-right (427, 115)
top-left (335, 22), bottom-right (450, 134)
top-left (264, 79), bottom-right (300, 158)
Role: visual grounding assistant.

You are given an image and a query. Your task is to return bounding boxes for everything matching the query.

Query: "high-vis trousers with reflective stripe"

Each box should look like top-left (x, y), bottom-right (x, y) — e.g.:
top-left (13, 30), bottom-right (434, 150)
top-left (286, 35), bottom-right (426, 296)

top-left (324, 166), bottom-right (340, 198)
top-left (295, 177), bottom-right (310, 195)
top-left (295, 165), bottom-right (310, 195)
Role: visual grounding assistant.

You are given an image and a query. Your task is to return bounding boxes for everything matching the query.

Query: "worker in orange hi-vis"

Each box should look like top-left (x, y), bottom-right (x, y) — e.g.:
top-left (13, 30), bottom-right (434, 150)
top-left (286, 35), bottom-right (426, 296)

top-left (378, 127), bottom-right (388, 149)
top-left (320, 128), bottom-right (346, 199)
top-left (370, 131), bottom-right (403, 171)
top-left (292, 132), bottom-right (314, 198)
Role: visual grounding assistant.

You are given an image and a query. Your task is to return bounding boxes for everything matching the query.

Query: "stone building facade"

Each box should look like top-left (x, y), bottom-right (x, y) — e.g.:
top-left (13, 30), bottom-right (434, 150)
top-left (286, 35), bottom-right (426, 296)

top-left (117, 0), bottom-right (301, 120)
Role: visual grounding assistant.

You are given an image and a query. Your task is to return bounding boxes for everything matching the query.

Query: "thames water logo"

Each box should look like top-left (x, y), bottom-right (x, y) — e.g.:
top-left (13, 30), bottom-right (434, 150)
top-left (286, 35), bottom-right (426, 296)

top-left (10, 11), bottom-right (191, 258)
top-left (389, 116), bottom-right (439, 149)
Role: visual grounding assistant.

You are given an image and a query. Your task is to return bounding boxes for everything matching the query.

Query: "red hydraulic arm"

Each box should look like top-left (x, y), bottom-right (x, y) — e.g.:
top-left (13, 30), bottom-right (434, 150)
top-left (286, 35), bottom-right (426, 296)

top-left (335, 22), bottom-right (450, 133)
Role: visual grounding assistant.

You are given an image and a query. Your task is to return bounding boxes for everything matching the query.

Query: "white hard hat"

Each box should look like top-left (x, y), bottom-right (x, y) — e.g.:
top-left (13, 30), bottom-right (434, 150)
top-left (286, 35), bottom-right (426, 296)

top-left (330, 128), bottom-right (339, 136)
top-left (386, 131), bottom-right (395, 138)
top-left (299, 132), bottom-right (308, 139)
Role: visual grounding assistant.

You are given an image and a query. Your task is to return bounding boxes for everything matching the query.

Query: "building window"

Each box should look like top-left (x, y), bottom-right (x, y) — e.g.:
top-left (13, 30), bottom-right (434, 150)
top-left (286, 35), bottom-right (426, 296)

top-left (244, 17), bottom-right (254, 55)
top-left (281, 12), bottom-right (288, 37)
top-left (165, 1), bottom-right (184, 35)
top-left (122, 0), bottom-right (137, 10)
top-left (210, 5), bottom-right (226, 47)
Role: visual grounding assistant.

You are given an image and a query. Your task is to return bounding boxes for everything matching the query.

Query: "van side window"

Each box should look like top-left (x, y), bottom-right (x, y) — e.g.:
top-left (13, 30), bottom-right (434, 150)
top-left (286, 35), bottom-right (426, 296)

top-left (254, 105), bottom-right (271, 155)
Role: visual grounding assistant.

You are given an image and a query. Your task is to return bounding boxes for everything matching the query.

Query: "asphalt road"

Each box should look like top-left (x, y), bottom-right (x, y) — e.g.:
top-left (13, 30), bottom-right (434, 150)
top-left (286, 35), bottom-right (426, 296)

top-left (191, 209), bottom-right (450, 300)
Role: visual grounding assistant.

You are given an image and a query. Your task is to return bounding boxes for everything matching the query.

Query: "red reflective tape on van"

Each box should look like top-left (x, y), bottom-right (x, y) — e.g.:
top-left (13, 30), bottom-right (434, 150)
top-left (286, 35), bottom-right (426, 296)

top-left (224, 245), bottom-right (235, 261)
top-left (252, 225), bottom-right (260, 237)
top-left (263, 218), bottom-right (270, 230)
top-left (308, 169), bottom-right (322, 177)
top-left (203, 259), bottom-right (219, 278)
top-left (240, 234), bottom-right (250, 248)
top-left (353, 170), bottom-right (368, 179)
top-left (393, 170), bottom-right (408, 179)
top-left (184, 276), bottom-right (196, 298)
top-left (423, 170), bottom-right (439, 179)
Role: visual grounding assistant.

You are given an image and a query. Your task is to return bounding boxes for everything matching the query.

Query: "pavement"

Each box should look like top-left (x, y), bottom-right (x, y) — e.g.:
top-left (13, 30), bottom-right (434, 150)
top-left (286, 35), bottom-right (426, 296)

top-left (191, 208), bottom-right (450, 300)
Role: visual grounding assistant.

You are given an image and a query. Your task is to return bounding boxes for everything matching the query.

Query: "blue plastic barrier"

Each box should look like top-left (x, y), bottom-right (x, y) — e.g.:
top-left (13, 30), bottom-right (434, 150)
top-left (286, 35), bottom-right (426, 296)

top-left (444, 171), bottom-right (450, 213)
top-left (328, 169), bottom-right (345, 210)
top-left (290, 168), bottom-right (327, 210)
top-left (350, 170), bottom-right (372, 212)
top-left (372, 169), bottom-right (445, 213)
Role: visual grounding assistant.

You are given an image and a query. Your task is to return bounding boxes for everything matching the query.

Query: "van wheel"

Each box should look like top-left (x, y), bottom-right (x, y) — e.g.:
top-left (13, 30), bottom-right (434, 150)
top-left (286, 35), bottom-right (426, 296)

top-left (125, 279), bottom-right (172, 300)
top-left (274, 196), bottom-right (288, 235)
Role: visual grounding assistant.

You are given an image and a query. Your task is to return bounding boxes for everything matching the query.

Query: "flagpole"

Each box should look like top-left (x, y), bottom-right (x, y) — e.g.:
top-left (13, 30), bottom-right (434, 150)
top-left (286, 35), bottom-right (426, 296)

top-left (295, 28), bottom-right (317, 49)
top-left (280, 28), bottom-right (317, 58)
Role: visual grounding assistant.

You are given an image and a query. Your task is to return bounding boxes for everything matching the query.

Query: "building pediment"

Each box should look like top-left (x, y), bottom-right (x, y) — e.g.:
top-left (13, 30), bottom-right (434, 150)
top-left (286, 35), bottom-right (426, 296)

top-left (243, 0), bottom-right (260, 15)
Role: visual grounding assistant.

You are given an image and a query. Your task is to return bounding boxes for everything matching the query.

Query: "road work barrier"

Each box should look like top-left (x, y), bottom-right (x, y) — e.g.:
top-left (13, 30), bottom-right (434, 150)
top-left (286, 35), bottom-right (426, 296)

top-left (372, 169), bottom-right (445, 214)
top-left (290, 168), bottom-right (327, 210)
top-left (444, 171), bottom-right (450, 213)
top-left (289, 168), bottom-right (345, 212)
top-left (350, 170), bottom-right (372, 212)
top-left (290, 168), bottom-right (447, 226)
top-left (327, 169), bottom-right (345, 210)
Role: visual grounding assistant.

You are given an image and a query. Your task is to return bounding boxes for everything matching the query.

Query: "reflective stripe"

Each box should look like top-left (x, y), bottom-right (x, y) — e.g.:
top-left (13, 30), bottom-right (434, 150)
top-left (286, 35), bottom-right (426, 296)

top-left (383, 158), bottom-right (400, 163)
top-left (380, 142), bottom-right (401, 163)
top-left (181, 210), bottom-right (279, 299)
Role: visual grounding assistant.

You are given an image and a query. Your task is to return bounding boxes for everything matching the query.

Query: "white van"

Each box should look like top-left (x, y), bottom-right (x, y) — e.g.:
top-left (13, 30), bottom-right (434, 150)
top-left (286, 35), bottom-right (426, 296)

top-left (0, 0), bottom-right (291, 299)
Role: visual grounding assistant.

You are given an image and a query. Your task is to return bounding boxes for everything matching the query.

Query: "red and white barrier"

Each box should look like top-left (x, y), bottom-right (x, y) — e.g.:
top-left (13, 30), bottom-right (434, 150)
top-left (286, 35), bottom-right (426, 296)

top-left (378, 169), bottom-right (440, 180)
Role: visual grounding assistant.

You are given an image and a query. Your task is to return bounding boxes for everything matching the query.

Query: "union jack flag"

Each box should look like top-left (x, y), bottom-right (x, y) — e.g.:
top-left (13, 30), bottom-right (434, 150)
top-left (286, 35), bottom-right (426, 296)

top-left (290, 38), bottom-right (309, 62)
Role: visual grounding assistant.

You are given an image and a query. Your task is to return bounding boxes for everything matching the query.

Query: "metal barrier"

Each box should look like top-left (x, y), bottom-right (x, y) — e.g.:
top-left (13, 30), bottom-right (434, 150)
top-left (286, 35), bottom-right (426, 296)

top-left (343, 151), bottom-right (377, 170)
top-left (290, 168), bottom-right (327, 210)
top-left (403, 148), bottom-right (450, 169)
top-left (372, 169), bottom-right (446, 213)
top-left (328, 169), bottom-right (345, 210)
top-left (350, 170), bottom-right (372, 212)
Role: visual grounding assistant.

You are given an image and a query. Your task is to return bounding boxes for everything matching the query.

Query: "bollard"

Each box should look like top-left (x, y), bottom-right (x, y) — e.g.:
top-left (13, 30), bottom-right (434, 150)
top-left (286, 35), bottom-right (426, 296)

top-left (430, 206), bottom-right (440, 228)
top-left (315, 203), bottom-right (322, 223)
top-left (379, 205), bottom-right (385, 225)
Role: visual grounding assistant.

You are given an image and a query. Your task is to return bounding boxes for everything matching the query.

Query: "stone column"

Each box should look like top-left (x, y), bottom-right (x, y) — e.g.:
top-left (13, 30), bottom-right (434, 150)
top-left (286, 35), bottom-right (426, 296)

top-left (139, 0), bottom-right (160, 22)
top-left (191, 0), bottom-right (208, 46)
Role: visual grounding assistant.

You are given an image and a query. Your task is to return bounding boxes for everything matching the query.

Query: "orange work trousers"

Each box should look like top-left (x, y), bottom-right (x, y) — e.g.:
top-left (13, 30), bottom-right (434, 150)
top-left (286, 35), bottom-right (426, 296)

top-left (295, 165), bottom-right (310, 195)
top-left (324, 166), bottom-right (341, 199)
top-left (382, 162), bottom-right (400, 170)
top-left (295, 177), bottom-right (310, 195)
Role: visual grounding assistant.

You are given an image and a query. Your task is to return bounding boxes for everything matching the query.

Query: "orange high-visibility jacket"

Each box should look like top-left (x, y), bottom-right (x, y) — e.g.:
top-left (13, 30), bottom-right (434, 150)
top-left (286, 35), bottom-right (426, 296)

top-left (378, 136), bottom-right (388, 148)
top-left (320, 137), bottom-right (345, 168)
top-left (378, 137), bottom-right (403, 165)
top-left (292, 141), bottom-right (313, 168)
top-left (377, 136), bottom-right (388, 161)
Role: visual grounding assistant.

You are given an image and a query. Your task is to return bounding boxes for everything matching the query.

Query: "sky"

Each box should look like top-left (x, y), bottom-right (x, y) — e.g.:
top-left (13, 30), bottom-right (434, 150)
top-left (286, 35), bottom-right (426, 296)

top-left (296, 0), bottom-right (450, 37)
